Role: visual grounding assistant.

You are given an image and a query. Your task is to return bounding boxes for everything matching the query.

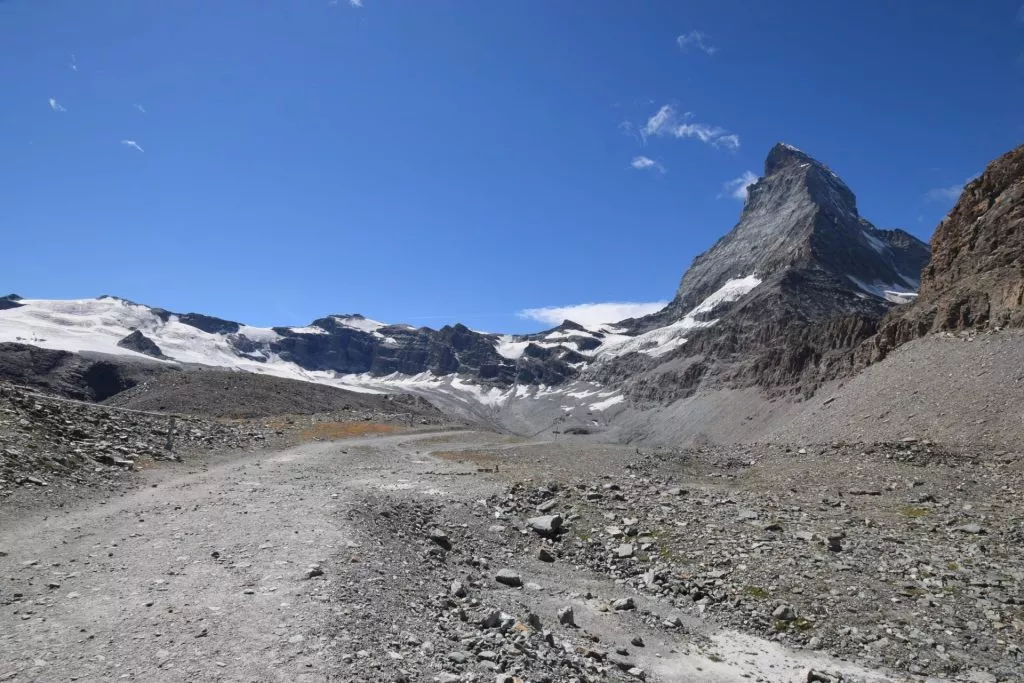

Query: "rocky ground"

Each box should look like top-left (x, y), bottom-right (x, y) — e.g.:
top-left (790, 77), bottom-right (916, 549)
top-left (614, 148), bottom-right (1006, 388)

top-left (0, 380), bottom-right (452, 506)
top-left (1, 414), bottom-right (1020, 682)
top-left (102, 369), bottom-right (447, 421)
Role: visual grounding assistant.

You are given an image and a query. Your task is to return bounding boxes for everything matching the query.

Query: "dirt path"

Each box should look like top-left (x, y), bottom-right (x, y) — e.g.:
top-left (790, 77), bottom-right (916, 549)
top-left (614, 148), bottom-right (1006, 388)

top-left (0, 432), bottom-right (903, 683)
top-left (0, 431), bottom-right (458, 682)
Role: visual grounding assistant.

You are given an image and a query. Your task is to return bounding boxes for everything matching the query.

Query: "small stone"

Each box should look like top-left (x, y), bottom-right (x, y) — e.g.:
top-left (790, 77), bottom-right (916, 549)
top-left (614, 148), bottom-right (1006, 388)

top-left (450, 580), bottom-right (468, 598)
top-left (447, 650), bottom-right (471, 664)
top-left (537, 547), bottom-right (556, 563)
top-left (537, 499), bottom-right (557, 513)
top-left (630, 636), bottom-right (645, 647)
top-left (527, 515), bottom-right (563, 537)
top-left (773, 604), bottom-right (797, 621)
top-left (304, 564), bottom-right (324, 579)
top-left (616, 543), bottom-right (635, 558)
top-left (495, 569), bottom-right (522, 587)
top-left (428, 529), bottom-right (451, 549)
top-left (956, 523), bottom-right (984, 534)
top-left (557, 606), bottom-right (575, 627)
top-left (612, 597), bottom-right (635, 611)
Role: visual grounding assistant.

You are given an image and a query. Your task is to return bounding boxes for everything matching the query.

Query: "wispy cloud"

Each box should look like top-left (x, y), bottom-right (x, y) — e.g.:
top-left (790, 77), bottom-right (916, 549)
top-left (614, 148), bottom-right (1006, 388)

top-left (924, 173), bottom-right (980, 203)
top-left (48, 97), bottom-right (66, 112)
top-left (676, 30), bottom-right (718, 55)
top-left (720, 171), bottom-right (759, 201)
top-left (518, 301), bottom-right (668, 328)
top-left (924, 184), bottom-right (965, 203)
top-left (120, 140), bottom-right (145, 153)
top-left (619, 120), bottom-right (643, 145)
top-left (641, 104), bottom-right (739, 150)
top-left (68, 53), bottom-right (77, 72)
top-left (134, 103), bottom-right (147, 114)
top-left (350, 0), bottom-right (363, 6)
top-left (631, 156), bottom-right (665, 173)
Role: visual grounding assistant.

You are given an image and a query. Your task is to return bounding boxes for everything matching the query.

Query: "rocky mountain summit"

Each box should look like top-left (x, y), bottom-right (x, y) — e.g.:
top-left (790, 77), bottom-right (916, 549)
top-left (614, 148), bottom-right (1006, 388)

top-left (863, 143), bottom-right (1024, 363)
top-left (589, 143), bottom-right (930, 400)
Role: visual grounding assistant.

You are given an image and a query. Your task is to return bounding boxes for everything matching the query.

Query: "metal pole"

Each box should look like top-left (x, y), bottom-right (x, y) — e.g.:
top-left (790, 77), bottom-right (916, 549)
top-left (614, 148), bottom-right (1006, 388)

top-left (166, 416), bottom-right (175, 452)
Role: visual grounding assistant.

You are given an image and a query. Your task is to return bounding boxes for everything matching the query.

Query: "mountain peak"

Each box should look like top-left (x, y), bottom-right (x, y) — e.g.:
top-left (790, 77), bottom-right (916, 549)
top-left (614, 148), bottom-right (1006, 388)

top-left (764, 142), bottom-right (815, 175)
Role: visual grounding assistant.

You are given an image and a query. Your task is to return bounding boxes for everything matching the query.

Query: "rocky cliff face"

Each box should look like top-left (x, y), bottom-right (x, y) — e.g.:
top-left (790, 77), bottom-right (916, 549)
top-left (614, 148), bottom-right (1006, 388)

top-left (861, 143), bottom-right (1024, 363)
top-left (592, 143), bottom-right (930, 398)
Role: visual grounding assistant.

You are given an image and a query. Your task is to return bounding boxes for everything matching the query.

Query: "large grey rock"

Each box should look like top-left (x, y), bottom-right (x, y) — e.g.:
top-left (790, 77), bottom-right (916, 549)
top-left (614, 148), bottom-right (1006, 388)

top-left (527, 515), bottom-right (563, 536)
top-left (494, 569), bottom-right (522, 587)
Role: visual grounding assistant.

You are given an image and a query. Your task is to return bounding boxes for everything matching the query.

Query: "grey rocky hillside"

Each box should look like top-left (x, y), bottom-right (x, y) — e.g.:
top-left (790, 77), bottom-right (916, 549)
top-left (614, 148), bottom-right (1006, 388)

top-left (587, 143), bottom-right (930, 401)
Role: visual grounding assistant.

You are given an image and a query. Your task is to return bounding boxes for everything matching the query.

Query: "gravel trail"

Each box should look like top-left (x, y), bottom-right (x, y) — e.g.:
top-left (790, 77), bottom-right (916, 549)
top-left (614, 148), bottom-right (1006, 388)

top-left (0, 432), bottom-right (907, 683)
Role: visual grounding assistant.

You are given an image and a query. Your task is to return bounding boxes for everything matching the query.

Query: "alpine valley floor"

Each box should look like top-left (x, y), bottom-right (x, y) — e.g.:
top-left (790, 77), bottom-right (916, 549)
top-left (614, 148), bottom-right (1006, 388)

top-left (1, 424), bottom-right (1020, 683)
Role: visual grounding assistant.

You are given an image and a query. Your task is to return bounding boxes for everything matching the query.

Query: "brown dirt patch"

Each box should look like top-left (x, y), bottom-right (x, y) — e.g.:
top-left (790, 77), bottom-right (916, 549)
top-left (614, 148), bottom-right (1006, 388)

top-left (298, 422), bottom-right (398, 441)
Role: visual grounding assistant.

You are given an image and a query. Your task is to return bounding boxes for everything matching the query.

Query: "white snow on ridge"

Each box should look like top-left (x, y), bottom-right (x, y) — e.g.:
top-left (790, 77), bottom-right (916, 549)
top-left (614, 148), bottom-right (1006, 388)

top-left (332, 315), bottom-right (386, 334)
top-left (289, 325), bottom-right (328, 335)
top-left (595, 275), bottom-right (762, 360)
top-left (495, 336), bottom-right (530, 360)
top-left (846, 275), bottom-right (919, 302)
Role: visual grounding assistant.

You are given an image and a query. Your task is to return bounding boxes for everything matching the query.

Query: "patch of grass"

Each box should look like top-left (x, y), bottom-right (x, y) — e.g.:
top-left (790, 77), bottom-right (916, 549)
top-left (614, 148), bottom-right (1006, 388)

top-left (298, 422), bottom-right (397, 441)
top-left (774, 617), bottom-right (814, 632)
top-left (707, 653), bottom-right (724, 663)
top-left (793, 618), bottom-right (814, 632)
top-left (947, 561), bottom-right (959, 571)
top-left (900, 505), bottom-right (930, 518)
top-left (743, 585), bottom-right (770, 600)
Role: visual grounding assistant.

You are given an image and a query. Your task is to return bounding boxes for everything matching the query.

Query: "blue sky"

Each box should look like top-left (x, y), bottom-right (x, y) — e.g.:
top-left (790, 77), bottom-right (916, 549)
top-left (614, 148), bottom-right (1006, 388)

top-left (2, 1), bottom-right (1022, 333)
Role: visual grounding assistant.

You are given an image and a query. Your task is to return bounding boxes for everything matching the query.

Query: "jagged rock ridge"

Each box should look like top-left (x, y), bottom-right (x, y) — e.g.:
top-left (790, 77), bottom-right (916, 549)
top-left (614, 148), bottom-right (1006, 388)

top-left (861, 143), bottom-right (1024, 363)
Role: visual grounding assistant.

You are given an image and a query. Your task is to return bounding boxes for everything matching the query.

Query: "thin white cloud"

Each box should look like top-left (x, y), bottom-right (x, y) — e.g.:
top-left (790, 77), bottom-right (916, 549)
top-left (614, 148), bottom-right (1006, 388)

top-left (924, 173), bottom-right (980, 203)
top-left (120, 140), bottom-right (145, 153)
top-left (720, 171), bottom-right (759, 201)
top-left (48, 97), bottom-right (66, 112)
top-left (518, 301), bottom-right (668, 328)
top-left (924, 184), bottom-right (964, 203)
top-left (714, 134), bottom-right (740, 151)
top-left (68, 53), bottom-right (77, 72)
top-left (631, 156), bottom-right (665, 173)
top-left (350, 0), bottom-right (363, 6)
top-left (134, 103), bottom-right (147, 114)
top-left (641, 104), bottom-right (739, 150)
top-left (676, 30), bottom-right (718, 55)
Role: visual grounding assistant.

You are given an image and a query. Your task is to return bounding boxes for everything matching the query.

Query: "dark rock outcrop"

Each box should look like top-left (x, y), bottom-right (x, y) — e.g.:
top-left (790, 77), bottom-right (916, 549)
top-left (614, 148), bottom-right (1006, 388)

top-left (117, 331), bottom-right (168, 359)
top-left (860, 143), bottom-right (1024, 363)
top-left (0, 343), bottom-right (167, 401)
top-left (0, 294), bottom-right (22, 310)
top-left (176, 312), bottom-right (241, 335)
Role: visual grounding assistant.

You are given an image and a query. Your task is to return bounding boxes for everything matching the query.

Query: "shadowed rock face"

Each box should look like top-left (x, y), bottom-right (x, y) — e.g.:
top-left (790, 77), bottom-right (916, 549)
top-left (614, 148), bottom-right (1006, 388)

top-left (117, 331), bottom-right (167, 359)
top-left (861, 143), bottom-right (1024, 364)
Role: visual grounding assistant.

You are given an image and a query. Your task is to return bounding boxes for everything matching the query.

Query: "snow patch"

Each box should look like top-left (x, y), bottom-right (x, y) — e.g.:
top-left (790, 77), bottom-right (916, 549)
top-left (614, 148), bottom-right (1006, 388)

top-left (595, 275), bottom-right (762, 360)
